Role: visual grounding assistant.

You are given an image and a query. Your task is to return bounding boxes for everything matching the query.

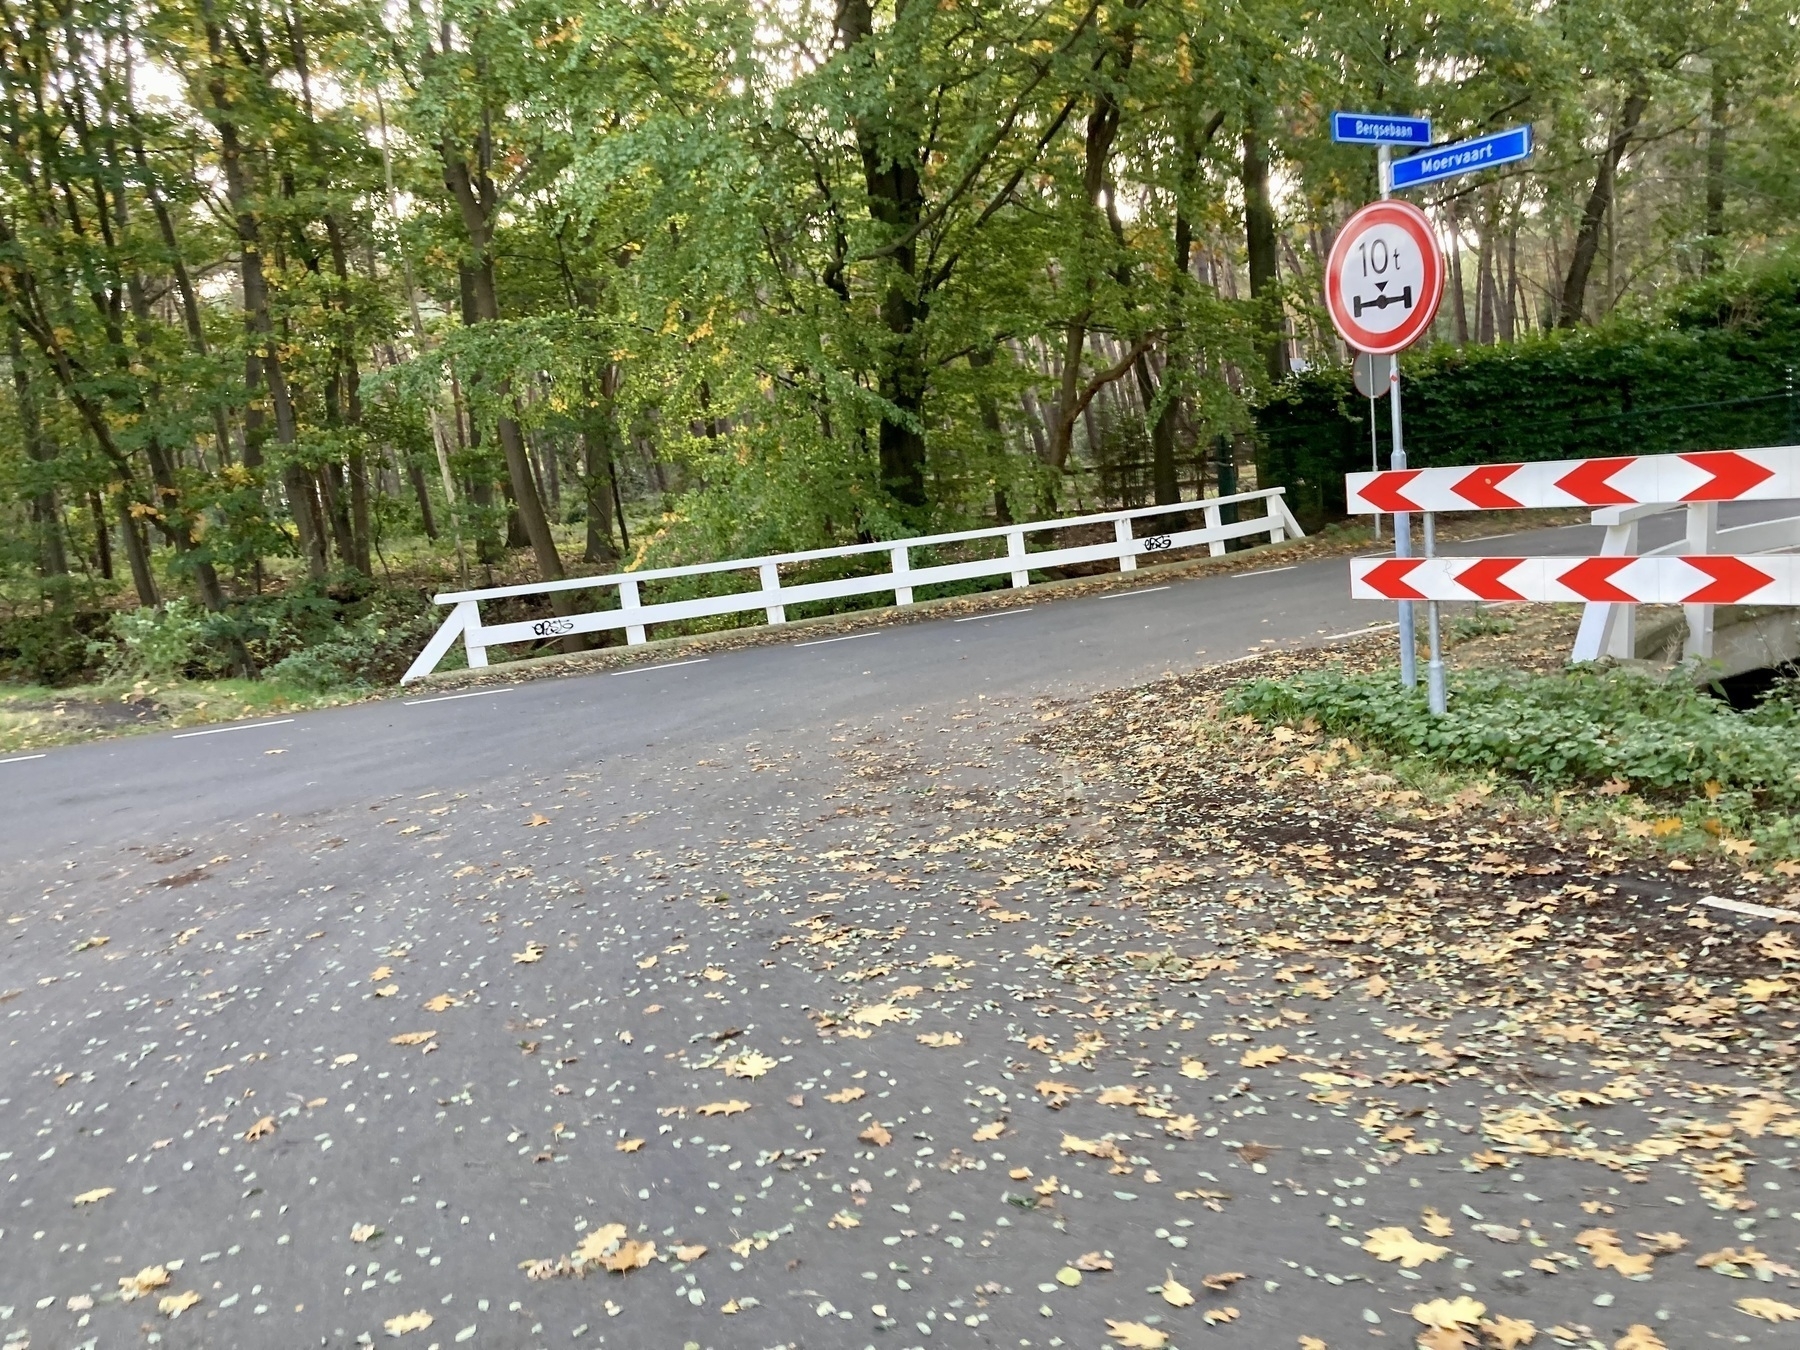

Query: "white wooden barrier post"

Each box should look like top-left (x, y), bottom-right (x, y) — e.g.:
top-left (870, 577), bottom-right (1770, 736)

top-left (400, 488), bottom-right (1303, 683)
top-left (1685, 502), bottom-right (1718, 660)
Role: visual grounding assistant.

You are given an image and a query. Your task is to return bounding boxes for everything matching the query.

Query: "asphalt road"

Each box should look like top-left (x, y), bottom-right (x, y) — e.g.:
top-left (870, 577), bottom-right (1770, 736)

top-left (2, 505), bottom-right (1796, 1350)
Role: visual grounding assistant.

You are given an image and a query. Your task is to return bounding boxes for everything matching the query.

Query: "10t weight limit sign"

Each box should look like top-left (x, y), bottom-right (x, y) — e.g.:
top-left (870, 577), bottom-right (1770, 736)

top-left (1325, 200), bottom-right (1444, 355)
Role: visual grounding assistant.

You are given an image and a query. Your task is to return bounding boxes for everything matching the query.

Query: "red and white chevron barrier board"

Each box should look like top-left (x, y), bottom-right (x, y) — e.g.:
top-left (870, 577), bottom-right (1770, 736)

top-left (1351, 555), bottom-right (1800, 605)
top-left (1345, 445), bottom-right (1800, 515)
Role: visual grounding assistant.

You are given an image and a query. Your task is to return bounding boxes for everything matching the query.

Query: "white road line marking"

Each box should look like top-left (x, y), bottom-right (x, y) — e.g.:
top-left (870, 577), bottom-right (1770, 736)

top-left (1321, 622), bottom-right (1400, 641)
top-left (953, 608), bottom-right (1033, 622)
top-left (403, 688), bottom-right (515, 706)
top-left (1098, 585), bottom-right (1172, 599)
top-left (613, 657), bottom-right (711, 675)
top-left (1232, 564), bottom-right (1298, 578)
top-left (794, 632), bottom-right (877, 648)
top-left (1697, 895), bottom-right (1800, 922)
top-left (0, 753), bottom-right (47, 765)
top-left (172, 718), bottom-right (295, 740)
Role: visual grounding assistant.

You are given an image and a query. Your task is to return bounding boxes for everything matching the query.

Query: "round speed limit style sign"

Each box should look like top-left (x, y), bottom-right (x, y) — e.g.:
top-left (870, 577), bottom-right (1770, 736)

top-left (1325, 200), bottom-right (1444, 355)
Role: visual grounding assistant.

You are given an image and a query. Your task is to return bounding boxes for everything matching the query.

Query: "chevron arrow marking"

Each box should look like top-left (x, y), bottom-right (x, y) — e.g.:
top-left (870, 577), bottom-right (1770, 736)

top-left (1355, 470), bottom-right (1423, 514)
top-left (1681, 556), bottom-right (1774, 604)
top-left (1552, 457), bottom-right (1635, 506)
top-left (1679, 450), bottom-right (1776, 502)
top-left (1450, 464), bottom-right (1524, 510)
top-left (1360, 558), bottom-right (1427, 599)
top-left (1455, 557), bottom-right (1526, 601)
top-left (1557, 557), bottom-right (1638, 602)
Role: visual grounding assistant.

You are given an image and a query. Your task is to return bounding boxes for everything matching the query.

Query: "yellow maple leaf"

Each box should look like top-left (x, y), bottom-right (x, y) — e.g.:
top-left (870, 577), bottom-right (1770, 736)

top-left (243, 1116), bottom-right (276, 1141)
top-left (423, 994), bottom-right (460, 1012)
top-left (1202, 1306), bottom-right (1239, 1326)
top-left (1096, 1085), bottom-right (1146, 1106)
top-left (390, 1031), bottom-right (435, 1046)
top-left (1034, 1080), bottom-right (1081, 1106)
top-left (1421, 1206), bottom-right (1454, 1237)
top-left (1179, 1058), bottom-right (1209, 1078)
top-left (615, 1138), bottom-right (644, 1153)
top-left (383, 1309), bottom-right (433, 1334)
top-left (1160, 1277), bottom-right (1194, 1307)
top-left (1364, 1226), bottom-right (1449, 1268)
top-left (1613, 1327), bottom-right (1666, 1350)
top-left (917, 1031), bottom-right (962, 1047)
top-left (859, 1122), bottom-right (893, 1146)
top-left (723, 1050), bottom-right (777, 1079)
top-left (512, 942), bottom-right (546, 964)
top-left (972, 1120), bottom-right (1007, 1141)
top-left (1241, 1044), bottom-right (1287, 1067)
top-left (119, 1266), bottom-right (170, 1299)
top-left (1106, 1321), bottom-right (1168, 1348)
top-left (828, 1210), bottom-right (860, 1229)
top-left (72, 1187), bottom-right (115, 1206)
top-left (671, 1243), bottom-right (706, 1262)
top-left (574, 1223), bottom-right (628, 1263)
top-left (851, 1003), bottom-right (912, 1026)
top-left (525, 813), bottom-right (550, 827)
top-left (1412, 1295), bottom-right (1486, 1328)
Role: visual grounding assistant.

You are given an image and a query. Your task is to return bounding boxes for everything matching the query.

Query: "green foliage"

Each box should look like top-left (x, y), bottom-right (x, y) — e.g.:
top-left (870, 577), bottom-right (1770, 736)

top-left (102, 600), bottom-right (213, 682)
top-left (1227, 663), bottom-right (1800, 806)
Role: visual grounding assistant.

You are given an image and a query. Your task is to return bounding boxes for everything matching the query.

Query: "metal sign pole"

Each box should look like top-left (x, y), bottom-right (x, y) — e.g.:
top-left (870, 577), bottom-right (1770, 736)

top-left (1389, 364), bottom-right (1417, 688)
top-left (1373, 141), bottom-right (1418, 688)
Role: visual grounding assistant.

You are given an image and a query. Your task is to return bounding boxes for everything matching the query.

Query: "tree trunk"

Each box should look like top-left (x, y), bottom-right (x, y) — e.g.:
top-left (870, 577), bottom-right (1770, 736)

top-left (1242, 102), bottom-right (1285, 384)
top-left (89, 490), bottom-right (113, 580)
top-left (9, 323), bottom-right (67, 580)
top-left (439, 158), bottom-right (568, 590)
top-left (1557, 84), bottom-right (1649, 327)
top-left (838, 0), bottom-right (929, 515)
top-left (1703, 66), bottom-right (1729, 275)
top-left (582, 365), bottom-right (624, 566)
top-left (1447, 203), bottom-right (1470, 345)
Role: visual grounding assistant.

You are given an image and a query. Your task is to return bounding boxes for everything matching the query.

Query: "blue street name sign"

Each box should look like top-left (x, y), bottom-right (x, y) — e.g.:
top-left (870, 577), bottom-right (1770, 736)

top-left (1330, 112), bottom-right (1432, 146)
top-left (1389, 125), bottom-right (1534, 190)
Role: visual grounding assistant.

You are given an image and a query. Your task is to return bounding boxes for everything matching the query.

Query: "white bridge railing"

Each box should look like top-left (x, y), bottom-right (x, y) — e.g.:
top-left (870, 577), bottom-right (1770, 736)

top-left (1571, 500), bottom-right (1800, 663)
top-left (400, 488), bottom-right (1304, 683)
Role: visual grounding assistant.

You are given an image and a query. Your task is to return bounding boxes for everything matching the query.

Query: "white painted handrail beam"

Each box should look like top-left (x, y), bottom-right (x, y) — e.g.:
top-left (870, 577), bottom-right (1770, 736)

top-left (401, 488), bottom-right (1301, 683)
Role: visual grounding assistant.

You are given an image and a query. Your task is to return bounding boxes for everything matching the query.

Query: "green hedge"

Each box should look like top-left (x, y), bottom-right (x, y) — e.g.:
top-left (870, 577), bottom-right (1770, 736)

top-left (1256, 259), bottom-right (1800, 529)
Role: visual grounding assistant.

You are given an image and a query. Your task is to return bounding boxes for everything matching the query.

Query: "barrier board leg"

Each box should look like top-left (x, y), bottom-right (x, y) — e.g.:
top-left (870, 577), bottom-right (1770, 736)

top-left (400, 600), bottom-right (477, 684)
top-left (891, 546), bottom-right (913, 605)
top-left (1114, 518), bottom-right (1136, 573)
top-left (1684, 502), bottom-right (1718, 661)
top-left (620, 579), bottom-right (647, 645)
top-left (760, 563), bottom-right (786, 624)
top-left (1008, 530), bottom-right (1030, 587)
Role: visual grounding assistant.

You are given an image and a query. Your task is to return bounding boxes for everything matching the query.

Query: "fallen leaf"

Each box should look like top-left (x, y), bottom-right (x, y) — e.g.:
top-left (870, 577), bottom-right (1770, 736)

top-left (1179, 1058), bottom-right (1209, 1078)
top-left (1106, 1320), bottom-right (1168, 1348)
top-left (1364, 1227), bottom-right (1449, 1268)
top-left (723, 1050), bottom-right (777, 1079)
top-left (1741, 978), bottom-right (1790, 1002)
top-left (1299, 1339), bottom-right (1328, 1350)
top-left (1075, 1251), bottom-right (1114, 1271)
top-left (423, 994), bottom-right (459, 1012)
top-left (158, 1290), bottom-right (200, 1317)
top-left (1096, 1085), bottom-right (1147, 1106)
top-left (1055, 1266), bottom-right (1082, 1287)
top-left (1202, 1307), bottom-right (1239, 1326)
top-left (973, 1120), bottom-right (1007, 1142)
top-left (1202, 1271), bottom-right (1246, 1291)
top-left (1240, 1044), bottom-right (1287, 1067)
top-left (824, 1086), bottom-right (865, 1104)
top-left (119, 1266), bottom-right (170, 1299)
top-left (351, 1224), bottom-right (380, 1244)
top-left (1737, 1297), bottom-right (1800, 1322)
top-left (602, 1239), bottom-right (656, 1273)
top-left (574, 1224), bottom-right (629, 1263)
top-left (1034, 1079), bottom-right (1082, 1107)
top-left (917, 1031), bottom-right (963, 1047)
top-left (1613, 1327), bottom-right (1667, 1350)
top-left (696, 1100), bottom-right (752, 1117)
top-left (1420, 1206), bottom-right (1454, 1237)
top-left (850, 1002), bottom-right (912, 1026)
top-left (1412, 1296), bottom-right (1486, 1329)
top-left (72, 1187), bottom-right (115, 1206)
top-left (671, 1244), bottom-right (707, 1262)
top-left (615, 1138), bottom-right (644, 1153)
top-left (1481, 1315), bottom-right (1536, 1348)
top-left (525, 813), bottom-right (551, 827)
top-left (383, 1309), bottom-right (434, 1334)
top-left (859, 1122), bottom-right (893, 1147)
top-left (829, 1210), bottom-right (860, 1228)
top-left (243, 1116), bottom-right (276, 1142)
top-left (1160, 1277), bottom-right (1194, 1307)
top-left (512, 942), bottom-right (546, 964)
top-left (390, 1032), bottom-right (434, 1046)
